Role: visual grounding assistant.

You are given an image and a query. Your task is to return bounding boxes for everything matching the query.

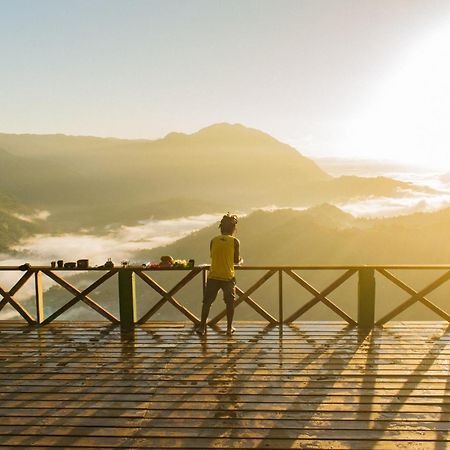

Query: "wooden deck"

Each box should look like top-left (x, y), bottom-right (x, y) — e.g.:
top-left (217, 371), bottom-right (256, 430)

top-left (0, 321), bottom-right (449, 449)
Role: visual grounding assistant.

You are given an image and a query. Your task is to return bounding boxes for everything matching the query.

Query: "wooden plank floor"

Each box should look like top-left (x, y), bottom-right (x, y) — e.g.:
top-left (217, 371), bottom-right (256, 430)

top-left (0, 321), bottom-right (449, 449)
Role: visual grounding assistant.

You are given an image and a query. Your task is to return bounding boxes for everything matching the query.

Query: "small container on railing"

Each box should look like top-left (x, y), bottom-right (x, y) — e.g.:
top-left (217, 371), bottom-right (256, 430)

top-left (104, 258), bottom-right (114, 269)
top-left (77, 259), bottom-right (89, 269)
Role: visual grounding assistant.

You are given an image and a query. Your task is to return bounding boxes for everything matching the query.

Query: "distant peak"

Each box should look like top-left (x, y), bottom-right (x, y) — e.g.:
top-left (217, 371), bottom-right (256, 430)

top-left (164, 131), bottom-right (188, 140)
top-left (305, 203), bottom-right (356, 220)
top-left (193, 122), bottom-right (280, 143)
top-left (196, 122), bottom-right (247, 133)
top-left (162, 123), bottom-right (256, 142)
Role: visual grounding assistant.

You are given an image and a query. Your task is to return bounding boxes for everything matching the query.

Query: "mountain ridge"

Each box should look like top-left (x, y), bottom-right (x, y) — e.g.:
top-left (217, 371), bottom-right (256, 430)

top-left (0, 123), bottom-right (433, 233)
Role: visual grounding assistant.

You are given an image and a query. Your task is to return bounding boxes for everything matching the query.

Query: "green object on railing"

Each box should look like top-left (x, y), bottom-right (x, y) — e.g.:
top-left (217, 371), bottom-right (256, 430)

top-left (118, 269), bottom-right (136, 328)
top-left (358, 268), bottom-right (376, 328)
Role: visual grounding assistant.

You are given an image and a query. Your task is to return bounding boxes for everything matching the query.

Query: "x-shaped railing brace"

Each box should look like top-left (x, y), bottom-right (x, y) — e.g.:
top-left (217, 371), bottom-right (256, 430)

top-left (40, 269), bottom-right (120, 325)
top-left (376, 268), bottom-right (450, 325)
top-left (0, 270), bottom-right (35, 324)
top-left (283, 269), bottom-right (357, 325)
top-left (136, 268), bottom-right (202, 325)
top-left (208, 269), bottom-right (278, 326)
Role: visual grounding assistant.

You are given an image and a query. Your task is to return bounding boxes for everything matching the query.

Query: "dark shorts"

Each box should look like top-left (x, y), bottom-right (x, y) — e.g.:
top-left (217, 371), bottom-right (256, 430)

top-left (203, 278), bottom-right (236, 306)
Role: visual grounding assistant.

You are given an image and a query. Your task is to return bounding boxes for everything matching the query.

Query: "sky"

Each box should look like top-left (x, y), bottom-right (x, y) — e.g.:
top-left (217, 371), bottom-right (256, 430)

top-left (1, 0), bottom-right (450, 169)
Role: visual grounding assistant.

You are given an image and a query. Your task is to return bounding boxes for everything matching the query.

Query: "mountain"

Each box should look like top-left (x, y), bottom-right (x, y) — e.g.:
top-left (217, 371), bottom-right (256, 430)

top-left (0, 147), bottom-right (93, 208)
top-left (0, 124), bottom-right (431, 230)
top-left (0, 191), bottom-right (41, 252)
top-left (303, 175), bottom-right (432, 205)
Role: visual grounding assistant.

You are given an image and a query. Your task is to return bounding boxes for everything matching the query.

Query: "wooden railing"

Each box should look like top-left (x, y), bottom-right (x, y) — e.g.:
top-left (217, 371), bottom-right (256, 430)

top-left (1, 265), bottom-right (450, 328)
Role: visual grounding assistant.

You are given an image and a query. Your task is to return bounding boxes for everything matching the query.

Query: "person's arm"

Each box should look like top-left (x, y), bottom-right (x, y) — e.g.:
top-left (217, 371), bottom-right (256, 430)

top-left (234, 238), bottom-right (243, 265)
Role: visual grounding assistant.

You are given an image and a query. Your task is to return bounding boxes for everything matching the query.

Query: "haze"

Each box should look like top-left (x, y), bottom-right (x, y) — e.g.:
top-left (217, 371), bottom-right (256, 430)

top-left (1, 0), bottom-right (450, 169)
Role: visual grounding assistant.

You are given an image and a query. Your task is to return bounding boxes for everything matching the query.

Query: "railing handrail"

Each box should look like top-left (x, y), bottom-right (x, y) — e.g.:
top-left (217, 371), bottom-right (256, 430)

top-left (2, 264), bottom-right (450, 271)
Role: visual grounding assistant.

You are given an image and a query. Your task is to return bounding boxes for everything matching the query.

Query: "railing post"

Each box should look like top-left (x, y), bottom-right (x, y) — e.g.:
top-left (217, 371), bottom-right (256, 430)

top-left (118, 269), bottom-right (136, 328)
top-left (358, 268), bottom-right (376, 328)
top-left (35, 271), bottom-right (44, 324)
top-left (278, 269), bottom-right (283, 327)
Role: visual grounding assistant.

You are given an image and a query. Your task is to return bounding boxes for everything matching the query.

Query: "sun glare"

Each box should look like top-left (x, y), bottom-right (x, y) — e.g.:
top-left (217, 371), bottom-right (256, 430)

top-left (346, 21), bottom-right (450, 170)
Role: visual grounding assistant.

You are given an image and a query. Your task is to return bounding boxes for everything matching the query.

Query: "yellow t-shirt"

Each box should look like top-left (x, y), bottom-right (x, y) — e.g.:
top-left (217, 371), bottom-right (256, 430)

top-left (208, 234), bottom-right (236, 281)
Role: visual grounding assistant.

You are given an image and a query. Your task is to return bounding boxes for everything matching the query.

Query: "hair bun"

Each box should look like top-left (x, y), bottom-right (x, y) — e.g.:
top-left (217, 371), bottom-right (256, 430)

top-left (221, 213), bottom-right (238, 226)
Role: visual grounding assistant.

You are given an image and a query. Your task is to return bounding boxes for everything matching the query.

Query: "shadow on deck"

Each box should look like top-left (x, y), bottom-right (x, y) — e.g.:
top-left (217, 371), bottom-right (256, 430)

top-left (0, 321), bottom-right (449, 449)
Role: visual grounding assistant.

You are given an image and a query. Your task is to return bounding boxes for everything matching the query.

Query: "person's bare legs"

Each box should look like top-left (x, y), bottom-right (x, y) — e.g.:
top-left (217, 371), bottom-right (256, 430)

top-left (225, 279), bottom-right (236, 335)
top-left (226, 301), bottom-right (235, 335)
top-left (196, 280), bottom-right (219, 336)
top-left (196, 303), bottom-right (210, 335)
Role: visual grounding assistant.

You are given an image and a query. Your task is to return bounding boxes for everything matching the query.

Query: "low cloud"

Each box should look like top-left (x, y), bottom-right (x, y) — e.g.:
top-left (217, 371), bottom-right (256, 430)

top-left (10, 213), bottom-right (219, 266)
top-left (337, 188), bottom-right (450, 218)
top-left (12, 210), bottom-right (51, 223)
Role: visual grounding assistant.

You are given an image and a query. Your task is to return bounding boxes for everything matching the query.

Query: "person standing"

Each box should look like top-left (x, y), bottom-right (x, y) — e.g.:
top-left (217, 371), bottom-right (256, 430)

top-left (196, 213), bottom-right (242, 336)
